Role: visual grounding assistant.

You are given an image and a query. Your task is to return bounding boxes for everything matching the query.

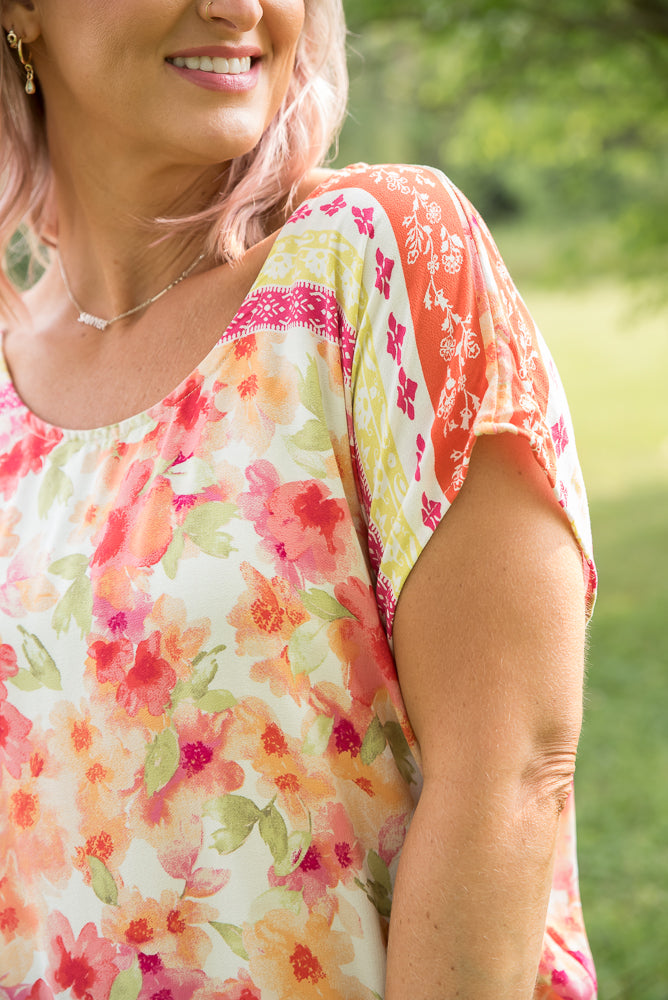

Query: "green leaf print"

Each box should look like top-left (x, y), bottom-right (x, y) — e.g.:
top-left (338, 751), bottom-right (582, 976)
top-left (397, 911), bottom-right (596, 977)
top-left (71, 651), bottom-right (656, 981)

top-left (302, 714), bottom-right (334, 756)
top-left (49, 553), bottom-right (90, 580)
top-left (299, 587), bottom-right (356, 622)
top-left (10, 669), bottom-right (42, 692)
top-left (189, 644), bottom-right (226, 699)
top-left (210, 922), bottom-right (249, 961)
top-left (18, 627), bottom-right (62, 690)
top-left (298, 357), bottom-right (327, 423)
top-left (37, 439), bottom-right (84, 517)
top-left (360, 717), bottom-right (387, 766)
top-left (384, 721), bottom-right (418, 785)
top-left (109, 962), bottom-right (142, 1000)
top-left (162, 527), bottom-right (184, 580)
top-left (197, 690), bottom-right (237, 713)
top-left (367, 850), bottom-right (392, 895)
top-left (258, 800), bottom-right (289, 868)
top-left (204, 794), bottom-right (262, 854)
top-left (288, 620), bottom-right (331, 676)
top-left (52, 575), bottom-right (93, 639)
top-left (144, 728), bottom-right (180, 797)
top-left (249, 887), bottom-right (303, 924)
top-left (355, 850), bottom-right (393, 919)
top-left (290, 419), bottom-right (332, 453)
top-left (183, 502), bottom-right (237, 558)
top-left (274, 828), bottom-right (313, 877)
top-left (285, 437), bottom-right (329, 480)
top-left (87, 856), bottom-right (119, 906)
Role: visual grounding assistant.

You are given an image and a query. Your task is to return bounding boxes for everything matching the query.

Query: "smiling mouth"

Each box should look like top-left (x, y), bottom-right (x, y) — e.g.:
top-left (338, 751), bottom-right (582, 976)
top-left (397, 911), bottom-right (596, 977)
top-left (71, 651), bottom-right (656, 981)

top-left (167, 55), bottom-right (253, 74)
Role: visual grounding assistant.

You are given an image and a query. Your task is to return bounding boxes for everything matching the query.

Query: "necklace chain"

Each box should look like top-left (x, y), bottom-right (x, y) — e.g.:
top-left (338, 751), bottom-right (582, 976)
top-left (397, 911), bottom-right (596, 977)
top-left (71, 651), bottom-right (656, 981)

top-left (57, 249), bottom-right (207, 331)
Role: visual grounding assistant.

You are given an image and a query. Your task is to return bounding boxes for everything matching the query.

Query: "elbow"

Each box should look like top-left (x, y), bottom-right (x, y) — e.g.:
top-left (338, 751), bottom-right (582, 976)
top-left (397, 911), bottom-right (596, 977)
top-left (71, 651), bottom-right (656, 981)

top-left (520, 735), bottom-right (580, 818)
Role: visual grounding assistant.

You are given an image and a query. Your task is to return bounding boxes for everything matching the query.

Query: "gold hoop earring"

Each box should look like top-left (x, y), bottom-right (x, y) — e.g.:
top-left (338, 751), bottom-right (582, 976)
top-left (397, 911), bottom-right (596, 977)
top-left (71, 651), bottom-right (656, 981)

top-left (6, 30), bottom-right (36, 95)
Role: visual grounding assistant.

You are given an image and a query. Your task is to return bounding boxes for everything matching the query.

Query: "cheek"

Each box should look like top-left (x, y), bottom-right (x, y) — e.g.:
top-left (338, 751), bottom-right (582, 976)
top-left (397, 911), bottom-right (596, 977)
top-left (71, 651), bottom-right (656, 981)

top-left (269, 0), bottom-right (306, 54)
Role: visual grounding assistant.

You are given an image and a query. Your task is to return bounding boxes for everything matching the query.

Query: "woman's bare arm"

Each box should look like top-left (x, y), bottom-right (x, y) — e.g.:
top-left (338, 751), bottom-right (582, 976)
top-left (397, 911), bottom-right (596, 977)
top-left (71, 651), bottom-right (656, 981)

top-left (386, 433), bottom-right (587, 999)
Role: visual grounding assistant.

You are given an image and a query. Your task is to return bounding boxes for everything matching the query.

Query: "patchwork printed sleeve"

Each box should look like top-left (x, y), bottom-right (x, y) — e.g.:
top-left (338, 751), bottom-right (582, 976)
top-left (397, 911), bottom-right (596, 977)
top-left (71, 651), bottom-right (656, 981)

top-left (341, 164), bottom-right (596, 638)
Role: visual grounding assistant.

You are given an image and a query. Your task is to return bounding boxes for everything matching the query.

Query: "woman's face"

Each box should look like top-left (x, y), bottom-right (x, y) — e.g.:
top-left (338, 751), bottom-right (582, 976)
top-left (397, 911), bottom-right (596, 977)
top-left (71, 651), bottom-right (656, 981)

top-left (10, 0), bottom-right (305, 171)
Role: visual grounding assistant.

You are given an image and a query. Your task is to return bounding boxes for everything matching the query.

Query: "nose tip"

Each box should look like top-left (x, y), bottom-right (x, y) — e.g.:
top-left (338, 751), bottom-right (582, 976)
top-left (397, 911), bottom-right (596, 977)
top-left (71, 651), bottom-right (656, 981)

top-left (200, 0), bottom-right (263, 31)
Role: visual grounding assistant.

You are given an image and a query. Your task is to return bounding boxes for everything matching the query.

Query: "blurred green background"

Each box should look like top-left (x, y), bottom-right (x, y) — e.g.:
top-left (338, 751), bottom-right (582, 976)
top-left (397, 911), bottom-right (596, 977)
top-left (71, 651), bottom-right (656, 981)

top-left (340, 1), bottom-right (668, 996)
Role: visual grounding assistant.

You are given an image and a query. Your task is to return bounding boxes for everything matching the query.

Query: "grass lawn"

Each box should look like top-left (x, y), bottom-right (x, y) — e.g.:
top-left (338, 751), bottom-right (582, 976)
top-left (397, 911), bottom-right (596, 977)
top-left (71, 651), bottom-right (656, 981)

top-left (517, 279), bottom-right (668, 998)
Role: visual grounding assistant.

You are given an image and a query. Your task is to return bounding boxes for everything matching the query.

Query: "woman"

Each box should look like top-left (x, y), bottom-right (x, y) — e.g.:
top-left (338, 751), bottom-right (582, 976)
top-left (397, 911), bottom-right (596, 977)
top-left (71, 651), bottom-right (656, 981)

top-left (0, 0), bottom-right (597, 997)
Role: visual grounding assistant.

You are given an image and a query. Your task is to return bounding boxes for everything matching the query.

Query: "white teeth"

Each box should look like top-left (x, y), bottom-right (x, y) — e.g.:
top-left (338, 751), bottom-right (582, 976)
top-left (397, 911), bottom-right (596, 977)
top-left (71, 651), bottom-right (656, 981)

top-left (170, 55), bottom-right (252, 74)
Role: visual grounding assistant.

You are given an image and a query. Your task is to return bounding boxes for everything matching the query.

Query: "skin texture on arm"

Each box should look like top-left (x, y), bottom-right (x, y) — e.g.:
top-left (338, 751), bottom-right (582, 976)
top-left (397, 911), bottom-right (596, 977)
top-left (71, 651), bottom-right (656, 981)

top-left (386, 433), bottom-right (587, 1000)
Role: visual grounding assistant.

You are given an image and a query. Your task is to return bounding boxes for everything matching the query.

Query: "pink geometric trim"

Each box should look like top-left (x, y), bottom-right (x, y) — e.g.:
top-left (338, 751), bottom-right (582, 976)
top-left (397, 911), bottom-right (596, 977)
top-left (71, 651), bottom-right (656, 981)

top-left (222, 283), bottom-right (357, 382)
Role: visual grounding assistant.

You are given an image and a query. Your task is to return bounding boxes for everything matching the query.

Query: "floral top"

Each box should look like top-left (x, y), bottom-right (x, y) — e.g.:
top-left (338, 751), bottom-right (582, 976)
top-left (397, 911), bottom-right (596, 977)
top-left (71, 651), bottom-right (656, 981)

top-left (0, 164), bottom-right (597, 1000)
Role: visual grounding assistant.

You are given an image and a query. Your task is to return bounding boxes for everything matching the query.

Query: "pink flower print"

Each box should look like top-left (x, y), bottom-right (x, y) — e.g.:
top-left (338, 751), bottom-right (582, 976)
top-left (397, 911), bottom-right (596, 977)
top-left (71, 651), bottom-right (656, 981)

top-left (0, 425), bottom-right (63, 502)
top-left (268, 801), bottom-right (363, 907)
top-left (375, 248), bottom-right (394, 300)
top-left (289, 202), bottom-right (312, 224)
top-left (386, 313), bottom-right (406, 364)
top-left (397, 368), bottom-right (418, 420)
top-left (0, 699), bottom-right (32, 780)
top-left (421, 492), bottom-right (442, 531)
top-left (329, 575), bottom-right (399, 707)
top-left (115, 631), bottom-right (176, 717)
top-left (415, 434), bottom-right (426, 482)
top-left (551, 415), bottom-right (570, 456)
top-left (0, 642), bottom-right (18, 698)
top-left (243, 469), bottom-right (354, 586)
top-left (320, 194), bottom-right (347, 217)
top-left (46, 912), bottom-right (129, 1000)
top-left (352, 205), bottom-right (375, 238)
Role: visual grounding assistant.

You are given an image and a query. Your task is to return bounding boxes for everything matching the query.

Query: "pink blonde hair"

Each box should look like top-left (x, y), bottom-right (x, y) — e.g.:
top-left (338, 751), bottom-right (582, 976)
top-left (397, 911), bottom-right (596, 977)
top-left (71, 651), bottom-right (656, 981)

top-left (0, 0), bottom-right (349, 322)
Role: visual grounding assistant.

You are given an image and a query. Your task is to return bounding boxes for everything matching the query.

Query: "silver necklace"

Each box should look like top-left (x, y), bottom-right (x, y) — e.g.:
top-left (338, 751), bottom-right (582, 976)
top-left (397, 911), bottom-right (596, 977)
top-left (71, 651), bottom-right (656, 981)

top-left (57, 249), bottom-right (207, 331)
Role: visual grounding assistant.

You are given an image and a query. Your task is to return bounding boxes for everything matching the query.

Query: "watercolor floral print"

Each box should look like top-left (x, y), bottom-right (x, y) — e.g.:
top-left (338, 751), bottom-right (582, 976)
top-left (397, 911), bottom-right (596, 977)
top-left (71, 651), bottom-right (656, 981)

top-left (0, 166), bottom-right (596, 998)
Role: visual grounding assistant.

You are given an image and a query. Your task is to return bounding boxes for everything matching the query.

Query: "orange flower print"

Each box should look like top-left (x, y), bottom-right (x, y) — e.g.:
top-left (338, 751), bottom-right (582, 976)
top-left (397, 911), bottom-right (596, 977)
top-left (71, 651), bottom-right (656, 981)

top-left (47, 912), bottom-right (131, 999)
top-left (0, 772), bottom-right (71, 889)
top-left (0, 851), bottom-right (41, 983)
top-left (250, 644), bottom-right (312, 704)
top-left (226, 699), bottom-right (334, 826)
top-left (245, 907), bottom-right (376, 1000)
top-left (213, 331), bottom-right (299, 453)
top-left (203, 969), bottom-right (261, 1000)
top-left (147, 594), bottom-right (211, 681)
top-left (228, 562), bottom-right (308, 659)
top-left (0, 505), bottom-right (20, 557)
top-left (102, 888), bottom-right (216, 969)
top-left (0, 540), bottom-right (59, 617)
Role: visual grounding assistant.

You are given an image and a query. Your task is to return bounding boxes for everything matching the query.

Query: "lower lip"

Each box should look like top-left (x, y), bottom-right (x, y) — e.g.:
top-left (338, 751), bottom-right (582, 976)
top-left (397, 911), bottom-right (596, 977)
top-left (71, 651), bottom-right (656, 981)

top-left (166, 59), bottom-right (261, 93)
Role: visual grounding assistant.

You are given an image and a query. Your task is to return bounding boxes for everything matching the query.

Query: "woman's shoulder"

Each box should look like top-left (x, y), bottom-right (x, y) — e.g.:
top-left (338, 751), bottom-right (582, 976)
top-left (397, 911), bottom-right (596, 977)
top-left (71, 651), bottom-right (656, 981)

top-left (303, 162), bottom-right (476, 232)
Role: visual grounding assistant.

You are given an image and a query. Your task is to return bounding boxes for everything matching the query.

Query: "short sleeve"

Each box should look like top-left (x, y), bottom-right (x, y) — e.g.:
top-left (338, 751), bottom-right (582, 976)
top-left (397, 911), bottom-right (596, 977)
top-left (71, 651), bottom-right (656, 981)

top-left (340, 165), bottom-right (596, 637)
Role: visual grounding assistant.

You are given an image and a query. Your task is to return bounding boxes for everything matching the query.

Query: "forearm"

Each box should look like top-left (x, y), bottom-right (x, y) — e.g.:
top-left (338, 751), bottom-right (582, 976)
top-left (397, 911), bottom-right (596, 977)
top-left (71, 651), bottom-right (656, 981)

top-left (385, 768), bottom-right (568, 1000)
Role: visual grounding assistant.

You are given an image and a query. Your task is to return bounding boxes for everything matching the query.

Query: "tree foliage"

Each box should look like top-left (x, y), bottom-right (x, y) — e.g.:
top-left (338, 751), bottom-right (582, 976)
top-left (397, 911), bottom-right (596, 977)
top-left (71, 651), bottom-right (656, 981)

top-left (340, 0), bottom-right (668, 286)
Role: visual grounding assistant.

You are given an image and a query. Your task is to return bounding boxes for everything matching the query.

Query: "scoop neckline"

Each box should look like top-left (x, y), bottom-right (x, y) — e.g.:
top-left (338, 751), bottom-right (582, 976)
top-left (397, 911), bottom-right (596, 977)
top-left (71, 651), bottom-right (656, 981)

top-left (0, 169), bottom-right (348, 442)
